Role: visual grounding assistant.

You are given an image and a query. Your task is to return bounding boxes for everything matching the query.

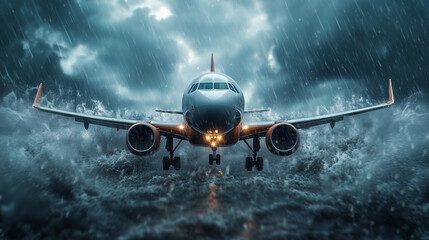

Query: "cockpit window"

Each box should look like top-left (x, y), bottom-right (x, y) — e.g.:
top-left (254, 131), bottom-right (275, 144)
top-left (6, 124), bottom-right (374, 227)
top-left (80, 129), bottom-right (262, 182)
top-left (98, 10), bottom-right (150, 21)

top-left (198, 83), bottom-right (213, 90)
top-left (191, 83), bottom-right (198, 93)
top-left (231, 84), bottom-right (240, 93)
top-left (187, 84), bottom-right (195, 94)
top-left (228, 83), bottom-right (237, 93)
top-left (214, 82), bottom-right (228, 89)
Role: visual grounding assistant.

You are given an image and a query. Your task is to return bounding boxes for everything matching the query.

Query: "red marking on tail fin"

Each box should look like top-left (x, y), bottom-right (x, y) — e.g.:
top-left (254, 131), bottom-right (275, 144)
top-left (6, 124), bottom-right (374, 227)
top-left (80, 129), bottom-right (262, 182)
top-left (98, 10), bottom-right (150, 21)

top-left (211, 53), bottom-right (215, 72)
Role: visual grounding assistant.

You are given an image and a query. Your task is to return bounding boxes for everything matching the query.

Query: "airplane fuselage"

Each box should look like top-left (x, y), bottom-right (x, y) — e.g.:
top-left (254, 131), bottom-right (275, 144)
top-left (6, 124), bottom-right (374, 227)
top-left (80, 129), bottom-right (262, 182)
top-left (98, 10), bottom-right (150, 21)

top-left (182, 72), bottom-right (244, 147)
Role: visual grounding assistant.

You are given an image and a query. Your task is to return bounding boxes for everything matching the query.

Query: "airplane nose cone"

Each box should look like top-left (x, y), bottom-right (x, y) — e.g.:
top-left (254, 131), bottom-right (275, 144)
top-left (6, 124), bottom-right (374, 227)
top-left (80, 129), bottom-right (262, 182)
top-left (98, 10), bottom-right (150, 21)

top-left (184, 85), bottom-right (243, 134)
top-left (195, 106), bottom-right (239, 133)
top-left (187, 102), bottom-right (241, 134)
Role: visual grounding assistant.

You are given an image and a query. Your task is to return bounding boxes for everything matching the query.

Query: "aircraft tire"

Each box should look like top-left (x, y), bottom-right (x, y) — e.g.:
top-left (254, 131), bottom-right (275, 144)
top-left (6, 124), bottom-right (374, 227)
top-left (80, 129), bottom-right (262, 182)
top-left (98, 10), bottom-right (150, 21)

top-left (256, 157), bottom-right (263, 171)
top-left (209, 154), bottom-right (214, 165)
top-left (163, 156), bottom-right (170, 170)
top-left (245, 157), bottom-right (253, 171)
top-left (173, 157), bottom-right (181, 170)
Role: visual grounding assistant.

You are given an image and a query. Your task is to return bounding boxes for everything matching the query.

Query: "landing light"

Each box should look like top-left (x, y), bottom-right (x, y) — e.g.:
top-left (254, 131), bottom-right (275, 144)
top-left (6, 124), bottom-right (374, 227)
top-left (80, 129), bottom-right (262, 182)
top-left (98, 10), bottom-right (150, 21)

top-left (206, 131), bottom-right (222, 145)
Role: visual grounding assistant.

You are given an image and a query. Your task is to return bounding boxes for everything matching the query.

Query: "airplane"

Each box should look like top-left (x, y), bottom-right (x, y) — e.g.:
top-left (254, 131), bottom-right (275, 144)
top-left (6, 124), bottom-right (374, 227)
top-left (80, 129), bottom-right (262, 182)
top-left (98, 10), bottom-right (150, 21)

top-left (32, 53), bottom-right (394, 171)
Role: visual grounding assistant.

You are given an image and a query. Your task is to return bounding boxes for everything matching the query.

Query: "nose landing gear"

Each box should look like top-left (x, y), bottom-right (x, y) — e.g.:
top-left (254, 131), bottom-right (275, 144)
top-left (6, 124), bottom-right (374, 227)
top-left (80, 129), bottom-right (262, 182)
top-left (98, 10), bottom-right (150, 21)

top-left (163, 135), bottom-right (183, 170)
top-left (243, 136), bottom-right (263, 171)
top-left (209, 147), bottom-right (221, 165)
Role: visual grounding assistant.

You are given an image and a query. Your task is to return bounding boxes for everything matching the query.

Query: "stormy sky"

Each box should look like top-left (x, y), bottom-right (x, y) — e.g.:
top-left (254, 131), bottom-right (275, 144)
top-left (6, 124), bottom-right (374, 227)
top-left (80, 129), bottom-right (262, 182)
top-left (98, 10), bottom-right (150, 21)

top-left (1, 0), bottom-right (428, 112)
top-left (1, 0), bottom-right (429, 239)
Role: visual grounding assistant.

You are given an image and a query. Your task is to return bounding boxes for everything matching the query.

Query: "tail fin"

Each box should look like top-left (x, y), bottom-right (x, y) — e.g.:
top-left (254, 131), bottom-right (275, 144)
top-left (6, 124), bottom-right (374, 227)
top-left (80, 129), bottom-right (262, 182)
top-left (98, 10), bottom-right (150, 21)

top-left (211, 53), bottom-right (215, 72)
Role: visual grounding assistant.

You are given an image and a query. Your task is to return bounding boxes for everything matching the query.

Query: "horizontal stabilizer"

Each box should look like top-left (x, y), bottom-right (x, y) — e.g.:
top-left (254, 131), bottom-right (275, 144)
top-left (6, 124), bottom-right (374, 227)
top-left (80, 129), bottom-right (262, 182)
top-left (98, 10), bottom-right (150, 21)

top-left (244, 109), bottom-right (270, 114)
top-left (156, 109), bottom-right (183, 115)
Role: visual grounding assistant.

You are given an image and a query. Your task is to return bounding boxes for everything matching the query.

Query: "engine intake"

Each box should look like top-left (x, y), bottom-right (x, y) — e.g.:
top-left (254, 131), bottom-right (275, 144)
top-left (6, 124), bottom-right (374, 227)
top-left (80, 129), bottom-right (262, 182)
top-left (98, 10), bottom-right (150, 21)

top-left (266, 123), bottom-right (300, 156)
top-left (126, 123), bottom-right (160, 156)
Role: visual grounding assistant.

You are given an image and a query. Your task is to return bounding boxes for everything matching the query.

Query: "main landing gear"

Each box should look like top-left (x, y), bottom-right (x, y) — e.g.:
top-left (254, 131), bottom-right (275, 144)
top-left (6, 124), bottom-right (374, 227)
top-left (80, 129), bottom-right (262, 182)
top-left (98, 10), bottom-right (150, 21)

top-left (163, 135), bottom-right (183, 171)
top-left (243, 136), bottom-right (263, 171)
top-left (209, 147), bottom-right (221, 165)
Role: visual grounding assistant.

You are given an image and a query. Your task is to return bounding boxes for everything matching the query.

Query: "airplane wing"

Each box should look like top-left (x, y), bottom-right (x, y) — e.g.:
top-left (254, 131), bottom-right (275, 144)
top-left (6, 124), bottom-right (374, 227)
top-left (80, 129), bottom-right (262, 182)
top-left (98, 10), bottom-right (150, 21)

top-left (32, 83), bottom-right (187, 139)
top-left (240, 80), bottom-right (394, 139)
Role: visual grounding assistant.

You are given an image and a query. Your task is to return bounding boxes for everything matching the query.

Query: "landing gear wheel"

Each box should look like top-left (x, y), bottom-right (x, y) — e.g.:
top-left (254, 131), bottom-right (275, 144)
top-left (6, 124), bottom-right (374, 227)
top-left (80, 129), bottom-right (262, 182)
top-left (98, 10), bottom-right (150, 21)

top-left (243, 137), bottom-right (264, 172)
top-left (209, 154), bottom-right (214, 165)
top-left (163, 156), bottom-right (170, 171)
top-left (216, 154), bottom-right (221, 165)
top-left (173, 157), bottom-right (181, 170)
top-left (256, 157), bottom-right (263, 171)
top-left (163, 135), bottom-right (183, 171)
top-left (245, 157), bottom-right (253, 171)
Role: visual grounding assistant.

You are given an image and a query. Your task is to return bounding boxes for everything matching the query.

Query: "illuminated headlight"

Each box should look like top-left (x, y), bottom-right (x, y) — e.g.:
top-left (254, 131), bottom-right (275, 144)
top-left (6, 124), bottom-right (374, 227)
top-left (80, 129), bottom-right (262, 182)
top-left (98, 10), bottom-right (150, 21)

top-left (205, 131), bottom-right (223, 145)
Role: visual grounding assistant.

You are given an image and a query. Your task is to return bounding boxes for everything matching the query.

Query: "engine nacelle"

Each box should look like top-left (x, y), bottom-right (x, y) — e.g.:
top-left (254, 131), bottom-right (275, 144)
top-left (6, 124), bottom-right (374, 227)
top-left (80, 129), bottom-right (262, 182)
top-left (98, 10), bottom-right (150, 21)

top-left (265, 123), bottom-right (300, 156)
top-left (126, 123), bottom-right (160, 156)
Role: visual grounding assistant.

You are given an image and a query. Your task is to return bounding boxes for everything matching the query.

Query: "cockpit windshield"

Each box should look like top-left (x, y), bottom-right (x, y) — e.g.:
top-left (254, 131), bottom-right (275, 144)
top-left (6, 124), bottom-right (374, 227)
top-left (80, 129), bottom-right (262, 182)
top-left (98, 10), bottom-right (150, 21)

top-left (191, 83), bottom-right (198, 92)
top-left (231, 84), bottom-right (239, 93)
top-left (187, 84), bottom-right (195, 94)
top-left (198, 83), bottom-right (213, 90)
top-left (214, 83), bottom-right (228, 89)
top-left (228, 83), bottom-right (237, 93)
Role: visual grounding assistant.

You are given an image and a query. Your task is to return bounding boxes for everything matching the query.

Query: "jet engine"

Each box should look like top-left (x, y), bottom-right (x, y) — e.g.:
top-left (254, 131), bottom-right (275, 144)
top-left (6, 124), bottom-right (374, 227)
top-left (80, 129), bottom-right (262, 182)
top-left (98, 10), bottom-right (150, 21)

top-left (265, 123), bottom-right (300, 156)
top-left (126, 123), bottom-right (160, 156)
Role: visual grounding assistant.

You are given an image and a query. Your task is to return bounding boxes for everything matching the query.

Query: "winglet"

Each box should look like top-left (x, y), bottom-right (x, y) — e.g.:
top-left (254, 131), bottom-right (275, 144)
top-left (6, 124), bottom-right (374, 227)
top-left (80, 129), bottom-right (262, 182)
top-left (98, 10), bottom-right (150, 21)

top-left (32, 83), bottom-right (43, 107)
top-left (211, 53), bottom-right (215, 72)
top-left (388, 79), bottom-right (394, 106)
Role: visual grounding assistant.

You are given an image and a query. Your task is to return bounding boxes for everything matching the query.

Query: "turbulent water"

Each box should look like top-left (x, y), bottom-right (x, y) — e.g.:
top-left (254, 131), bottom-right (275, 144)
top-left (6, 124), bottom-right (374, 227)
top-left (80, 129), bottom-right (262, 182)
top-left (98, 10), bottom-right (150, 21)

top-left (1, 90), bottom-right (428, 239)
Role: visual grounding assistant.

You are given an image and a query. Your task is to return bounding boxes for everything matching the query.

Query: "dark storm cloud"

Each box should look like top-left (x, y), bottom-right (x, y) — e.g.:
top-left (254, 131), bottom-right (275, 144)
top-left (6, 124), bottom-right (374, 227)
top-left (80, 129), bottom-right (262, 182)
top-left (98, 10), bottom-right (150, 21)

top-left (2, 0), bottom-right (427, 111)
top-left (266, 0), bottom-right (429, 106)
top-left (1, 0), bottom-right (180, 109)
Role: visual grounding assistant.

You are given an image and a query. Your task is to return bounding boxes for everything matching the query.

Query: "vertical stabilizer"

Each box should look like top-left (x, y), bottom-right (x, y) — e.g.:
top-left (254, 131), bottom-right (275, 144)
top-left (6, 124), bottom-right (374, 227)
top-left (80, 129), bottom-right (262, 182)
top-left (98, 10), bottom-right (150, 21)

top-left (211, 53), bottom-right (215, 72)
